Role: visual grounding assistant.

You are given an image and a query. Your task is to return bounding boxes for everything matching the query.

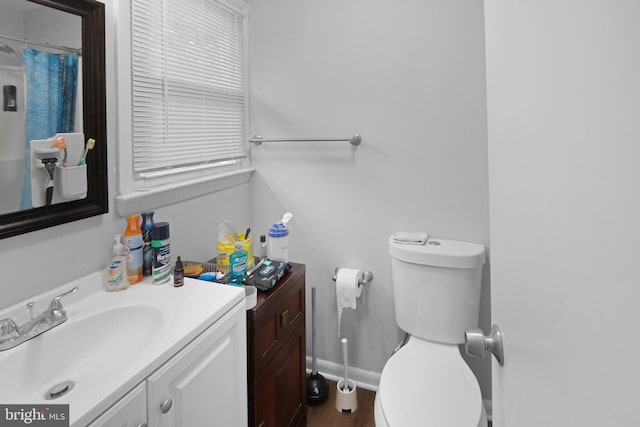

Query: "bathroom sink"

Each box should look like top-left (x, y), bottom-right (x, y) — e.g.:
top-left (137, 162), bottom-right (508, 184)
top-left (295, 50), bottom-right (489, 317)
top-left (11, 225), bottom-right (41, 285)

top-left (0, 271), bottom-right (244, 426)
top-left (0, 304), bottom-right (167, 402)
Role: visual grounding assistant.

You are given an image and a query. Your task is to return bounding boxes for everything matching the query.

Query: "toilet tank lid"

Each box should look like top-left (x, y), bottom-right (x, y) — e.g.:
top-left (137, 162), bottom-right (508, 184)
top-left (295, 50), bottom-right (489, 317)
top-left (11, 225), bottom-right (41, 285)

top-left (388, 236), bottom-right (486, 269)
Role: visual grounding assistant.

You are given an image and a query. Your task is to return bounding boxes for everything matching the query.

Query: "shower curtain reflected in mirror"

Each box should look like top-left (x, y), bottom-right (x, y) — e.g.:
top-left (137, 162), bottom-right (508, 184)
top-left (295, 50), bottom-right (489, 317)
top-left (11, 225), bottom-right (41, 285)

top-left (20, 48), bottom-right (78, 210)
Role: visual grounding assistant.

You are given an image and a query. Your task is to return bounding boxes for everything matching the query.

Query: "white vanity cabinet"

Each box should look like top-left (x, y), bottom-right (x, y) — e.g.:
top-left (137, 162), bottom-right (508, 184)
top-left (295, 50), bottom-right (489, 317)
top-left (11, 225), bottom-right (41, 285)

top-left (88, 301), bottom-right (247, 427)
top-left (87, 383), bottom-right (147, 427)
top-left (147, 302), bottom-right (247, 427)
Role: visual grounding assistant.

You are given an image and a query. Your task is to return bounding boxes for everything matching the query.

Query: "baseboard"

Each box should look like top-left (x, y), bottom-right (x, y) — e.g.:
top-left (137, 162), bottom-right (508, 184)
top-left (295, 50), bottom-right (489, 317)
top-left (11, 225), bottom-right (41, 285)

top-left (306, 356), bottom-right (381, 392)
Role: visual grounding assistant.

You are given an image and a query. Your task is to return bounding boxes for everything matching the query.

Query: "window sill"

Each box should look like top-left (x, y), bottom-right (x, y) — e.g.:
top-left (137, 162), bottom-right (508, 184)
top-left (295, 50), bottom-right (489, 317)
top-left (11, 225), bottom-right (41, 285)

top-left (114, 167), bottom-right (255, 217)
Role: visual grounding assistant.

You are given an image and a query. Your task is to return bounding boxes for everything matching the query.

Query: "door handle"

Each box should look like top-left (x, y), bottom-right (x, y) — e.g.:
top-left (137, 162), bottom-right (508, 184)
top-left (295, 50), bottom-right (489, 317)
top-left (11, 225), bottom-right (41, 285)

top-left (465, 324), bottom-right (504, 366)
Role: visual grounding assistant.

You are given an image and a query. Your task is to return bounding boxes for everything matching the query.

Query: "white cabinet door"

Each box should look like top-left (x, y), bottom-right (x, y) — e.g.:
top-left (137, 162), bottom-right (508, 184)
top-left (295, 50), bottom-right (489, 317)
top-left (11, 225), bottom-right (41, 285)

top-left (485, 1), bottom-right (640, 426)
top-left (147, 302), bottom-right (247, 427)
top-left (87, 383), bottom-right (147, 427)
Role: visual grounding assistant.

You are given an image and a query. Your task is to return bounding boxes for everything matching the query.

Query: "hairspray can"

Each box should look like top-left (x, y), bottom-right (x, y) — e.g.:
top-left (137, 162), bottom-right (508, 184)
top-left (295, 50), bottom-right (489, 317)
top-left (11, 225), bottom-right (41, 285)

top-left (141, 211), bottom-right (155, 276)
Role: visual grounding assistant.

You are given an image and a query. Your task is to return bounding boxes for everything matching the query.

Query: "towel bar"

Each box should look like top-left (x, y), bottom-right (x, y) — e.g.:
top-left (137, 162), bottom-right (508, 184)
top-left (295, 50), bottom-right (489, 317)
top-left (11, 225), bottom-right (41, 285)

top-left (249, 133), bottom-right (361, 146)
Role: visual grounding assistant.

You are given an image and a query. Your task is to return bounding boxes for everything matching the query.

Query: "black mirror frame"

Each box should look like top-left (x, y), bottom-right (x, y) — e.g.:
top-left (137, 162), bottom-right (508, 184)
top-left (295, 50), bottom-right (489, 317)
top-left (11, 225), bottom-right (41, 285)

top-left (0, 0), bottom-right (107, 239)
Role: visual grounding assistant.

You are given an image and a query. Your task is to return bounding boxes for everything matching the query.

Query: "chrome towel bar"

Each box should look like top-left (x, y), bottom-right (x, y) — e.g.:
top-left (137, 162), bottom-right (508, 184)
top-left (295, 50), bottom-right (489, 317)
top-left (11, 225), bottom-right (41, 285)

top-left (249, 133), bottom-right (361, 146)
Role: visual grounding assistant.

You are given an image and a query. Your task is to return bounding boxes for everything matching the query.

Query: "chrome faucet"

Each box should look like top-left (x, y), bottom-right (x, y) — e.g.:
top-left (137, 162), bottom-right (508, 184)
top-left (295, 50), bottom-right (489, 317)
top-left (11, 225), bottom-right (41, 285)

top-left (0, 287), bottom-right (78, 351)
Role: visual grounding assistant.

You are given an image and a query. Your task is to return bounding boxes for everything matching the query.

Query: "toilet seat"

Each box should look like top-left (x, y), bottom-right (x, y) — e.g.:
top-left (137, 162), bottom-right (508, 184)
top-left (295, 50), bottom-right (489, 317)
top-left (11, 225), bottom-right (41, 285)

top-left (376, 337), bottom-right (485, 427)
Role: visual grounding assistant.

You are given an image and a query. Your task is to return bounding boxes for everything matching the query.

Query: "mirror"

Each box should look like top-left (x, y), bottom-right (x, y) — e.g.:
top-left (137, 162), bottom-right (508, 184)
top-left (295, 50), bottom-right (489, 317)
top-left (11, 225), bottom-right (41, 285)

top-left (0, 0), bottom-right (107, 239)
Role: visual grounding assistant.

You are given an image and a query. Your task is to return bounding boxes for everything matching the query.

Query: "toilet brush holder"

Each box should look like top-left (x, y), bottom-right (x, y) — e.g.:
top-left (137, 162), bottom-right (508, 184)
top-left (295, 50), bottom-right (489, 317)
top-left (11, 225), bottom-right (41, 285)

top-left (335, 379), bottom-right (357, 413)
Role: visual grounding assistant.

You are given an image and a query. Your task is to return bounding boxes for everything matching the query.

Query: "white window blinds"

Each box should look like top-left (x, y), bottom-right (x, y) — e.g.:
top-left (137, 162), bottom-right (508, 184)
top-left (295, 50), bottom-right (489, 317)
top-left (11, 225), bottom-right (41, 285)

top-left (130, 0), bottom-right (247, 179)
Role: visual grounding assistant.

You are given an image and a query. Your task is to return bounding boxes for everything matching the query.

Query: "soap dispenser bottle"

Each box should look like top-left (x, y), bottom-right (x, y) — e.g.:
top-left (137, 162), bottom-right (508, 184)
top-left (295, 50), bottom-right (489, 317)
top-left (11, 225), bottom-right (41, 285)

top-left (105, 234), bottom-right (129, 292)
top-left (229, 241), bottom-right (248, 286)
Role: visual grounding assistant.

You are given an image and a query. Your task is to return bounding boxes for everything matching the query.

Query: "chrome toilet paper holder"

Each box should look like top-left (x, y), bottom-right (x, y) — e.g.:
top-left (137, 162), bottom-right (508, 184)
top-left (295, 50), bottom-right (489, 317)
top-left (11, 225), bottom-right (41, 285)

top-left (332, 268), bottom-right (374, 286)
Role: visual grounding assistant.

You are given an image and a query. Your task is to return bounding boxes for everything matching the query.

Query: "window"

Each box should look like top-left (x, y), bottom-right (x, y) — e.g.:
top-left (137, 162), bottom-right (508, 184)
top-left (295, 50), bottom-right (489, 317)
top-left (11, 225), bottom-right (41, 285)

top-left (115, 0), bottom-right (252, 215)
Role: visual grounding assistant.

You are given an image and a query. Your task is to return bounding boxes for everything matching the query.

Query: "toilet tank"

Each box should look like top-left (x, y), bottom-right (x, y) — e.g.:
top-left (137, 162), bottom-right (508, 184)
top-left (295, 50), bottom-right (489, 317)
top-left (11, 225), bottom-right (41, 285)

top-left (388, 236), bottom-right (486, 344)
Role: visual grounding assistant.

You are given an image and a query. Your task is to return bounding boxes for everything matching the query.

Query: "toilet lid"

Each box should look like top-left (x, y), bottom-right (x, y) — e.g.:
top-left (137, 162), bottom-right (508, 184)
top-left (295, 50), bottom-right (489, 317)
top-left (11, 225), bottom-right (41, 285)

top-left (378, 338), bottom-right (483, 427)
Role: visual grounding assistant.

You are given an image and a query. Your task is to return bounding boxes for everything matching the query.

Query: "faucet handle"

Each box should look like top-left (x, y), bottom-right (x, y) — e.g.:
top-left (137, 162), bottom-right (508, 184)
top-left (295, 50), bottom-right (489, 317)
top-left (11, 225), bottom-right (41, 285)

top-left (26, 302), bottom-right (34, 320)
top-left (49, 287), bottom-right (78, 313)
top-left (0, 318), bottom-right (19, 341)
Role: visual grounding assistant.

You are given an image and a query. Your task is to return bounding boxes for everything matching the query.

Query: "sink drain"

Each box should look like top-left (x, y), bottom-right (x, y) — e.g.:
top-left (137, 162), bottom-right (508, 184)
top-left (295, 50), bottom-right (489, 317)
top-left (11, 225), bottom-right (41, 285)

top-left (45, 381), bottom-right (75, 400)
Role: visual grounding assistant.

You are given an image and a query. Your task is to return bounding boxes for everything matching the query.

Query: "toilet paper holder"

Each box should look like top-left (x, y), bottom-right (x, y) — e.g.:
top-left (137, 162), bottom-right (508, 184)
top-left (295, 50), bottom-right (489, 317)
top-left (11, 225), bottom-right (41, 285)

top-left (332, 268), bottom-right (373, 286)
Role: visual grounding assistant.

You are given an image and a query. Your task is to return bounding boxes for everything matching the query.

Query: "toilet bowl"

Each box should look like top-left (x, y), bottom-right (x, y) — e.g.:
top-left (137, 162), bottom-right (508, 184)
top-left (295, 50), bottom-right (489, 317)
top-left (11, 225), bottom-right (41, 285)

top-left (375, 234), bottom-right (487, 427)
top-left (374, 337), bottom-right (487, 427)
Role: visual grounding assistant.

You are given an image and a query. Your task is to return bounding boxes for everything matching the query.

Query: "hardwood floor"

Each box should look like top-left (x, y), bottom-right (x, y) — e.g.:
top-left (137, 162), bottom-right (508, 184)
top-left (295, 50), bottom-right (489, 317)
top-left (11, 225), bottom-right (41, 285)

top-left (305, 380), bottom-right (493, 427)
top-left (306, 380), bottom-right (376, 427)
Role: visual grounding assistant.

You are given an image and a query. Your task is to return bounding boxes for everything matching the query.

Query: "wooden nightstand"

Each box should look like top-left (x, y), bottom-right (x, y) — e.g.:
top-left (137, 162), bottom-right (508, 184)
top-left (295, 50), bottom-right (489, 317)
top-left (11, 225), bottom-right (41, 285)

top-left (246, 262), bottom-right (307, 427)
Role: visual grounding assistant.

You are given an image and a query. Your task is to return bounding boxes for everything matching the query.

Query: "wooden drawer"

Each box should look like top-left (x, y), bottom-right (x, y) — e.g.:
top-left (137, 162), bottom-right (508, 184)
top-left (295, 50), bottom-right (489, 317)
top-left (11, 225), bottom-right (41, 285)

top-left (247, 264), bottom-right (305, 376)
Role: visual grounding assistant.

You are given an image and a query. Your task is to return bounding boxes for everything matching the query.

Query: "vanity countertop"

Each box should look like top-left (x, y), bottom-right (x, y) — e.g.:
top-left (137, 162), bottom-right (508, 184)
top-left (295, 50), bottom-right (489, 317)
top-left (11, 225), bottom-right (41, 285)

top-left (0, 272), bottom-right (245, 426)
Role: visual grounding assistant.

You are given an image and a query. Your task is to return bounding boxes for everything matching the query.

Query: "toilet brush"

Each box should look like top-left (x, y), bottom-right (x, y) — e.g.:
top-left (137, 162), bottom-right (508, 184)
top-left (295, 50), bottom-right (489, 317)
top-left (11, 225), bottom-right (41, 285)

top-left (306, 287), bottom-right (329, 405)
top-left (341, 338), bottom-right (350, 391)
top-left (335, 337), bottom-right (357, 413)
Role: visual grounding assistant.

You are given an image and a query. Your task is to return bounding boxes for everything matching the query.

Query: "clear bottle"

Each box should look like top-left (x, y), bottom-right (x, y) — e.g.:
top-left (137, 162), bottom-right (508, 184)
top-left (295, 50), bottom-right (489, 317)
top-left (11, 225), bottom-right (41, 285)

top-left (267, 222), bottom-right (289, 262)
top-left (229, 241), bottom-right (248, 286)
top-left (105, 234), bottom-right (129, 292)
top-left (259, 234), bottom-right (267, 259)
top-left (124, 214), bottom-right (143, 284)
top-left (141, 211), bottom-right (155, 276)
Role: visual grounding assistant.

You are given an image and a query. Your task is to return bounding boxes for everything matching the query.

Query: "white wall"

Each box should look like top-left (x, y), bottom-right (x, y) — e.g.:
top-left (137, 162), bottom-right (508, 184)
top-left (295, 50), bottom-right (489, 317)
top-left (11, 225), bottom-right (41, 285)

top-left (0, 3), bottom-right (81, 214)
top-left (0, 4), bottom-right (26, 214)
top-left (0, 158), bottom-right (22, 214)
top-left (0, 1), bottom-right (252, 310)
top-left (25, 3), bottom-right (81, 48)
top-left (248, 0), bottom-right (491, 394)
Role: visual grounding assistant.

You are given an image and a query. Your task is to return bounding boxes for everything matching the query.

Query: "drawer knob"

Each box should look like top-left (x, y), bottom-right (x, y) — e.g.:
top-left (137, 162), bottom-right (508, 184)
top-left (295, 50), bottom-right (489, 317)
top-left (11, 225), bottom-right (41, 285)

top-left (160, 398), bottom-right (173, 414)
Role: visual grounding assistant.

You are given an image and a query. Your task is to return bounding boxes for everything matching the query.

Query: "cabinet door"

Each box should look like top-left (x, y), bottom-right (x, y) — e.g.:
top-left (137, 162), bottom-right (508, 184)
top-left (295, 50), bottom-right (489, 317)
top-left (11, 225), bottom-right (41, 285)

top-left (254, 327), bottom-right (305, 427)
top-left (87, 382), bottom-right (147, 427)
top-left (147, 303), bottom-right (247, 427)
top-left (249, 270), bottom-right (305, 376)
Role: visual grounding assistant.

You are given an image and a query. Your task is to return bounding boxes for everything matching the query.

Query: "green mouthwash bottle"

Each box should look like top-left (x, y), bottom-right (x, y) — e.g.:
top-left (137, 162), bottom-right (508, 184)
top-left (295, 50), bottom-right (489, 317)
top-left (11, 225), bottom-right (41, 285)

top-left (229, 241), bottom-right (248, 286)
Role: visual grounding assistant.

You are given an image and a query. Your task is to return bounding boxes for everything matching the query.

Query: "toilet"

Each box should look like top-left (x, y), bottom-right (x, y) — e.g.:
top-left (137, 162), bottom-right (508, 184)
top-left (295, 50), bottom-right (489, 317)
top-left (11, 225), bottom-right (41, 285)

top-left (374, 235), bottom-right (487, 427)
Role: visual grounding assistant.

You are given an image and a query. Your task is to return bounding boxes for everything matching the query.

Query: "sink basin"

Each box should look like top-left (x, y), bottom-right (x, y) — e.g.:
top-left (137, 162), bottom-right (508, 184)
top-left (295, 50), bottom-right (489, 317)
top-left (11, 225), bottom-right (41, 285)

top-left (0, 304), bottom-right (165, 402)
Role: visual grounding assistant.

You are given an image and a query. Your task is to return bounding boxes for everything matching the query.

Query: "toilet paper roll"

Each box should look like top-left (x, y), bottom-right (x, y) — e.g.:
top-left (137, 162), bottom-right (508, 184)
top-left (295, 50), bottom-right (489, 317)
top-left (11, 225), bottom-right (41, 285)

top-left (336, 268), bottom-right (363, 336)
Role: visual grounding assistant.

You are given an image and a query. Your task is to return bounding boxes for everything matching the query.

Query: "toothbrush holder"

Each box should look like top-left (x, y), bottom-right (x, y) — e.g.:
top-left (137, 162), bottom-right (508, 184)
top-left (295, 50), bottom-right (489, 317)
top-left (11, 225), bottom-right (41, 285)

top-left (57, 164), bottom-right (87, 200)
